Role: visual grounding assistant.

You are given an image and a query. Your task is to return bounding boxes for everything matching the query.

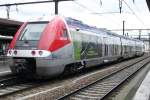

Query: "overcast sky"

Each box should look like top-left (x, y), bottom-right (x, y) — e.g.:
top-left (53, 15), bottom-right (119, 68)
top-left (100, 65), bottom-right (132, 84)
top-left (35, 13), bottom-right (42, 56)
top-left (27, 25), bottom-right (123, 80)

top-left (0, 0), bottom-right (150, 36)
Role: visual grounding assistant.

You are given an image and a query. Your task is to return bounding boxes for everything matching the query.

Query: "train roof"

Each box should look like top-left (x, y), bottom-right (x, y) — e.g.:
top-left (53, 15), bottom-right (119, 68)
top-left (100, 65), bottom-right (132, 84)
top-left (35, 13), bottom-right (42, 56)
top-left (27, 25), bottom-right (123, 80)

top-left (25, 16), bottom-right (143, 42)
top-left (65, 17), bottom-right (142, 42)
top-left (66, 17), bottom-right (102, 34)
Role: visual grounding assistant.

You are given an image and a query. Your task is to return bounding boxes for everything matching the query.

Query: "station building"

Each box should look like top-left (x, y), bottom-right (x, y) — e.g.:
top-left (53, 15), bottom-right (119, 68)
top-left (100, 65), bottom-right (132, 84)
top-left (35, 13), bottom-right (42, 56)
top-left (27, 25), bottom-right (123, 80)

top-left (0, 18), bottom-right (22, 55)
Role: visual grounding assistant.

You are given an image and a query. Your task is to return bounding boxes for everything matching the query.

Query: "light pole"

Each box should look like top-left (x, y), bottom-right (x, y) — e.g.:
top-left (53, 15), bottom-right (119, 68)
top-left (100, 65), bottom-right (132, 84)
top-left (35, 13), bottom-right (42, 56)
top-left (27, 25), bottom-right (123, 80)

top-left (123, 20), bottom-right (125, 36)
top-left (148, 33), bottom-right (150, 52)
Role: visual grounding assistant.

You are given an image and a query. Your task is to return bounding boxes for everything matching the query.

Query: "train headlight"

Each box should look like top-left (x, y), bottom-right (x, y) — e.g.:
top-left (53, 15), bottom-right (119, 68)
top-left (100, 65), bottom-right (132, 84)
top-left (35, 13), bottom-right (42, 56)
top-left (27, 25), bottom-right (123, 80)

top-left (14, 50), bottom-right (17, 55)
top-left (39, 51), bottom-right (43, 55)
top-left (31, 51), bottom-right (36, 56)
top-left (8, 50), bottom-right (12, 55)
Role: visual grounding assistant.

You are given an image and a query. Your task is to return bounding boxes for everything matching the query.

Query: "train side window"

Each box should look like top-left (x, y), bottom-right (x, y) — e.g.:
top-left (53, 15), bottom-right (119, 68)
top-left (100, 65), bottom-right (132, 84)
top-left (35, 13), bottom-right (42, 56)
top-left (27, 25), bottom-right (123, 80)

top-left (61, 28), bottom-right (68, 39)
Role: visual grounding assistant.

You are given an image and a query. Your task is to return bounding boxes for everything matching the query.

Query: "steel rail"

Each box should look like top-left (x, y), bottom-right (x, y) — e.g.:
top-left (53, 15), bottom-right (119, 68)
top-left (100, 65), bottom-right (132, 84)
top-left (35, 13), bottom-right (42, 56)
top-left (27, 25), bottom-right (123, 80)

top-left (0, 75), bottom-right (37, 97)
top-left (58, 56), bottom-right (150, 100)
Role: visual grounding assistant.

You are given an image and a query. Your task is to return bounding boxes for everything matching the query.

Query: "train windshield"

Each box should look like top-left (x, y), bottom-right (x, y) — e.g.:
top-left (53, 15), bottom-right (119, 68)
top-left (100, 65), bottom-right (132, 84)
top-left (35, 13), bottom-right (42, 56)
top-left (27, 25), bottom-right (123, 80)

top-left (19, 22), bottom-right (48, 41)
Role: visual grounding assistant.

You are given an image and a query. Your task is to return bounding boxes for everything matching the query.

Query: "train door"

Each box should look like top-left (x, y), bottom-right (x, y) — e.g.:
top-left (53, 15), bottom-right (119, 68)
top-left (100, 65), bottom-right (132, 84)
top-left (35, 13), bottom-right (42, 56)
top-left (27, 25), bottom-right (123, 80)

top-left (103, 37), bottom-right (108, 56)
top-left (81, 34), bottom-right (99, 59)
top-left (71, 31), bottom-right (82, 60)
top-left (59, 28), bottom-right (72, 59)
top-left (80, 34), bottom-right (88, 60)
top-left (120, 37), bottom-right (123, 56)
top-left (98, 37), bottom-right (103, 57)
top-left (109, 37), bottom-right (114, 56)
top-left (86, 36), bottom-right (99, 58)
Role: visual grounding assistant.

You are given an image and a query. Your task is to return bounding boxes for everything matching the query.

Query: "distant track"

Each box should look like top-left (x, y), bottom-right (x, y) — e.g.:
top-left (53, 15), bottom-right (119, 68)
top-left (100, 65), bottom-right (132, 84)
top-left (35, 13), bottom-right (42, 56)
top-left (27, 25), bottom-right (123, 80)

top-left (0, 71), bottom-right (11, 75)
top-left (58, 56), bottom-right (150, 100)
top-left (0, 71), bottom-right (12, 80)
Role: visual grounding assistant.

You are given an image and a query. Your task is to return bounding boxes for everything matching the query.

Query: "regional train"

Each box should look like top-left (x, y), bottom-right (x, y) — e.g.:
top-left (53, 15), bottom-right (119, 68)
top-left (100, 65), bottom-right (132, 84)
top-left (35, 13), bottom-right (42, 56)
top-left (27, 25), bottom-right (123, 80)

top-left (7, 16), bottom-right (144, 78)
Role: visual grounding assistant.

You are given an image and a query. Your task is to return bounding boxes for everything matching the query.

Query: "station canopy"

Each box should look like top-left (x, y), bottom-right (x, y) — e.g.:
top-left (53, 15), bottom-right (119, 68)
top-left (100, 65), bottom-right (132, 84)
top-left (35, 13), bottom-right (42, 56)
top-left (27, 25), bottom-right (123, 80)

top-left (0, 18), bottom-right (22, 36)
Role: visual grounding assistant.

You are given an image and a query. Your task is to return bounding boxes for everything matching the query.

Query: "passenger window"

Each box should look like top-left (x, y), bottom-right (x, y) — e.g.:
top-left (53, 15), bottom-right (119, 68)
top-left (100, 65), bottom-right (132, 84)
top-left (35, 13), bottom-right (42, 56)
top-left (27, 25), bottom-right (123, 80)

top-left (61, 28), bottom-right (68, 39)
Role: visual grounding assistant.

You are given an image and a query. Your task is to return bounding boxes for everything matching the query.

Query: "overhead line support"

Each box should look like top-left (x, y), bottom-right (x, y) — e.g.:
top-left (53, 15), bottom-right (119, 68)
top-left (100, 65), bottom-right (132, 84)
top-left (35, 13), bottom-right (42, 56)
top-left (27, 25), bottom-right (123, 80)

top-left (0, 0), bottom-right (74, 15)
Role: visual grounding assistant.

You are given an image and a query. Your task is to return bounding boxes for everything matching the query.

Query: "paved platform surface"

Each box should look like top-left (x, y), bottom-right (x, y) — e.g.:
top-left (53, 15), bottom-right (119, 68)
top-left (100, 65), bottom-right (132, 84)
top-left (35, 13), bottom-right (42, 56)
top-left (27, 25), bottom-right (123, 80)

top-left (133, 71), bottom-right (150, 100)
top-left (0, 60), bottom-right (10, 72)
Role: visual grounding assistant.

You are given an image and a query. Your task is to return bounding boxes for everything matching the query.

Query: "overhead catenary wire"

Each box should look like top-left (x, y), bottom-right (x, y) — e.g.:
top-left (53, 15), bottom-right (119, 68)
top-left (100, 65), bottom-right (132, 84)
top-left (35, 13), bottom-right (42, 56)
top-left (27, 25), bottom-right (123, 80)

top-left (0, 0), bottom-right (148, 30)
top-left (122, 0), bottom-right (148, 28)
top-left (73, 0), bottom-right (122, 27)
top-left (91, 11), bottom-right (130, 15)
top-left (73, 1), bottom-right (95, 13)
top-left (110, 28), bottom-right (150, 31)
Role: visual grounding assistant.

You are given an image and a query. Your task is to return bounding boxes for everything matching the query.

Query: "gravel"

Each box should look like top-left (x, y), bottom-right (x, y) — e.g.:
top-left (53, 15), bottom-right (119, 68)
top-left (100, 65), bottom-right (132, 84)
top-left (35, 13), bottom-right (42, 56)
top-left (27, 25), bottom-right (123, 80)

top-left (1, 55), bottom-right (149, 100)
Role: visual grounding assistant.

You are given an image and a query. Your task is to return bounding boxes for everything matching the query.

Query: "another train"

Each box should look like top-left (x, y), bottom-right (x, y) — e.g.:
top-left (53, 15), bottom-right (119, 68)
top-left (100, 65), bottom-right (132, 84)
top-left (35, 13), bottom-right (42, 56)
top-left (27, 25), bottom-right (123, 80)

top-left (7, 16), bottom-right (144, 78)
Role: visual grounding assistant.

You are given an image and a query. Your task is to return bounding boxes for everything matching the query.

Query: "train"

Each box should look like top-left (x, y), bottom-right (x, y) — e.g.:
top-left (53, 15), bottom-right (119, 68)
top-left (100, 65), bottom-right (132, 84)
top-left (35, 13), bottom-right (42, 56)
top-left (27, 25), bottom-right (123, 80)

top-left (7, 16), bottom-right (144, 78)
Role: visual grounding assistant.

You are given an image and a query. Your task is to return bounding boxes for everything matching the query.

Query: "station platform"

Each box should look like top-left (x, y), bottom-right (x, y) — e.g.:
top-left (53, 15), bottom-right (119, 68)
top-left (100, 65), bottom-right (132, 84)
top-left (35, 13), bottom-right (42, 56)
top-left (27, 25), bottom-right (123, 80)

top-left (0, 64), bottom-right (10, 73)
top-left (133, 71), bottom-right (150, 100)
top-left (0, 56), bottom-right (10, 73)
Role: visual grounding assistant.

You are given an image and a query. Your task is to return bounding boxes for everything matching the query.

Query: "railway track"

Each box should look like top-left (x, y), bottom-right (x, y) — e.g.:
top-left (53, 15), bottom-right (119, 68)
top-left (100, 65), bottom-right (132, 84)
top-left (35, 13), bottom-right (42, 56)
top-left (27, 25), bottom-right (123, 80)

top-left (0, 72), bottom-right (13, 81)
top-left (0, 75), bottom-right (37, 97)
top-left (58, 56), bottom-right (150, 100)
top-left (0, 55), bottom-right (149, 99)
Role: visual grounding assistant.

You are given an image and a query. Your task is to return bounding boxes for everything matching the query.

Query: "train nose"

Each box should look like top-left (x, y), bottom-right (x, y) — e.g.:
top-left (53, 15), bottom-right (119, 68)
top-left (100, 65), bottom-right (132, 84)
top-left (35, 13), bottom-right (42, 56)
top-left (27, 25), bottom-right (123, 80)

top-left (7, 49), bottom-right (52, 58)
top-left (10, 58), bottom-right (36, 76)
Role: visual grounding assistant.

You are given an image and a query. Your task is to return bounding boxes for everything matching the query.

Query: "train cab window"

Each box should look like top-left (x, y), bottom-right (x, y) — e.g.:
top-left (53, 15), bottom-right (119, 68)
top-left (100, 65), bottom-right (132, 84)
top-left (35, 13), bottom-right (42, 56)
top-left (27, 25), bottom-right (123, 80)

top-left (61, 28), bottom-right (69, 39)
top-left (19, 22), bottom-right (48, 41)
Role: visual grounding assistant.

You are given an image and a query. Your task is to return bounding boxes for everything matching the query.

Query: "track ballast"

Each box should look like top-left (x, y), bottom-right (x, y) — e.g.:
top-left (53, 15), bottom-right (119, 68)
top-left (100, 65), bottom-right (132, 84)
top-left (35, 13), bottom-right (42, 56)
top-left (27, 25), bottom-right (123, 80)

top-left (0, 55), bottom-right (149, 99)
top-left (58, 56), bottom-right (150, 100)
